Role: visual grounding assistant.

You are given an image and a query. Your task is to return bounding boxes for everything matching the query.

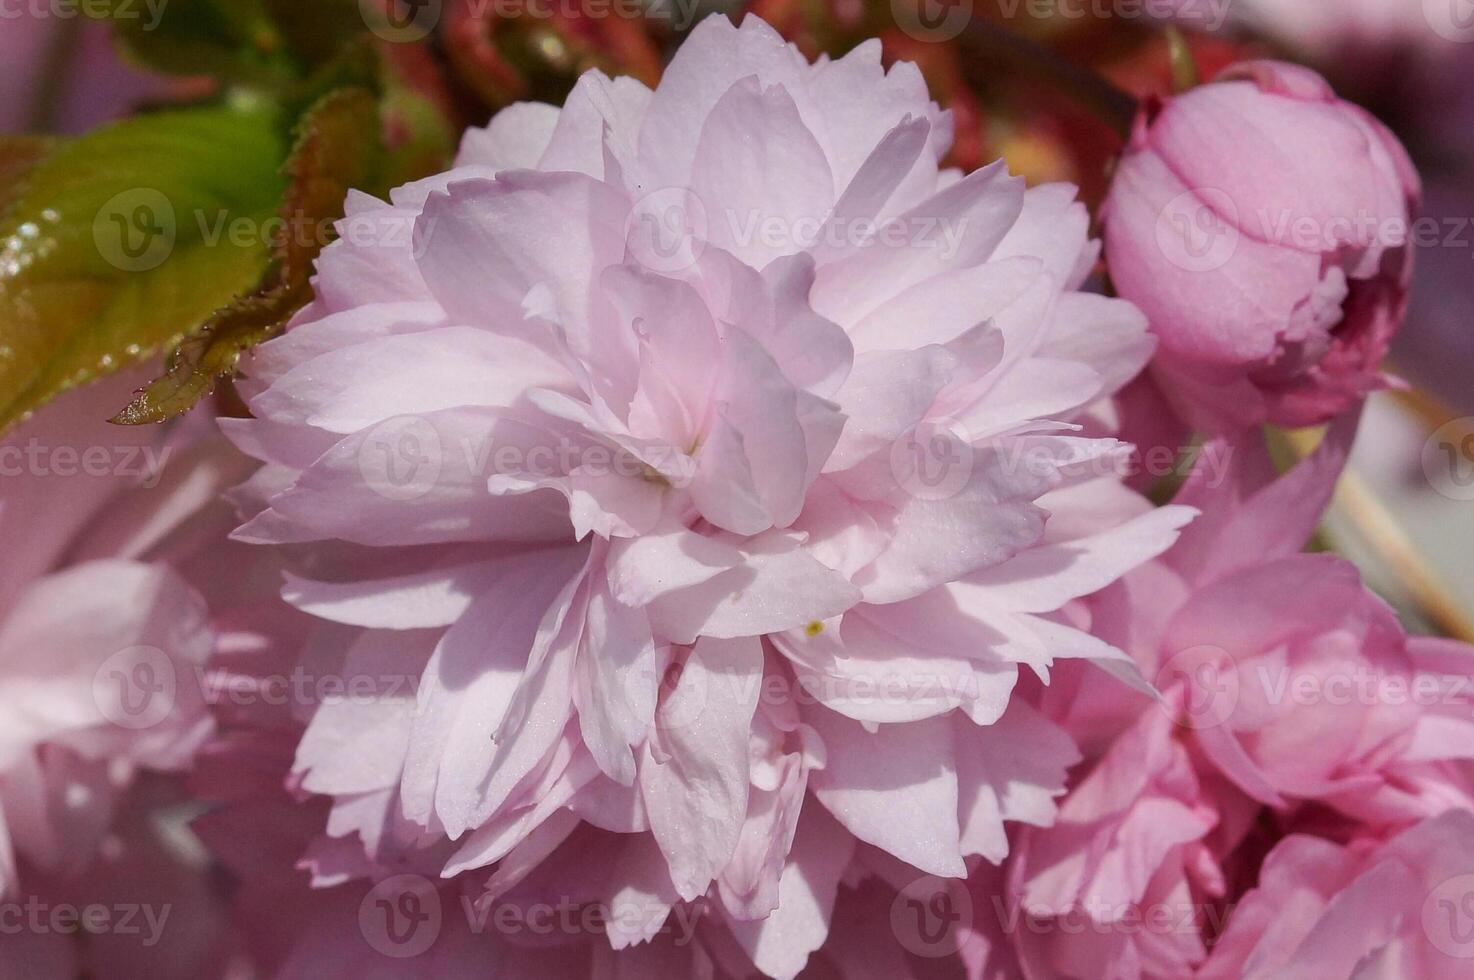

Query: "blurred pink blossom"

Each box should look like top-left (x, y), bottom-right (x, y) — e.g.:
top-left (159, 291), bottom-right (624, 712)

top-left (0, 374), bottom-right (263, 977)
top-left (1200, 809), bottom-right (1474, 979)
top-left (0, 16), bottom-right (179, 134)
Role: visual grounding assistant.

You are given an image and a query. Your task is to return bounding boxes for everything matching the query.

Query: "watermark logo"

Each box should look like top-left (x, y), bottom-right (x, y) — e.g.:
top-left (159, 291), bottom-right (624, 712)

top-left (1423, 418), bottom-right (1474, 501)
top-left (361, 0), bottom-right (443, 41)
top-left (94, 189), bottom-right (175, 273)
top-left (892, 0), bottom-right (973, 42)
top-left (891, 875), bottom-right (973, 957)
top-left (1426, 0), bottom-right (1474, 43)
top-left (1424, 874), bottom-right (1474, 958)
top-left (1155, 188), bottom-right (1240, 274)
top-left (650, 654), bottom-right (711, 734)
top-left (359, 875), bottom-right (443, 958)
top-left (92, 646), bottom-right (178, 730)
top-left (890, 418), bottom-right (975, 500)
top-left (1155, 645), bottom-right (1239, 730)
top-left (359, 416), bottom-right (444, 501)
top-left (626, 187), bottom-right (709, 275)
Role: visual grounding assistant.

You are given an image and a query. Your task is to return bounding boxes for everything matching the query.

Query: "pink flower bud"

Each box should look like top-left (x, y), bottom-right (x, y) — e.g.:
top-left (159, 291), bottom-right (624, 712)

top-left (1104, 61), bottom-right (1421, 430)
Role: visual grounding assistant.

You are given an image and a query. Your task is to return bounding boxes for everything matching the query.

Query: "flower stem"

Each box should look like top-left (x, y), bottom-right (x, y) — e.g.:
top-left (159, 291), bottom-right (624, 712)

top-left (1282, 427), bottom-right (1474, 643)
top-left (956, 19), bottom-right (1139, 140)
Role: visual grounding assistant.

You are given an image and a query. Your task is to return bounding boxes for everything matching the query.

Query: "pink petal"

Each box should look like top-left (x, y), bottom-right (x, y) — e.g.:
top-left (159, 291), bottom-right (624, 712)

top-left (640, 635), bottom-right (763, 900)
top-left (456, 101), bottom-right (560, 169)
top-left (689, 77), bottom-right (834, 269)
top-left (806, 710), bottom-right (966, 877)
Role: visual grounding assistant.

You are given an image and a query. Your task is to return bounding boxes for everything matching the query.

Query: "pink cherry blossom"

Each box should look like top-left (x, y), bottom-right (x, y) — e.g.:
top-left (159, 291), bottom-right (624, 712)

top-left (0, 373), bottom-right (271, 978)
top-left (224, 13), bottom-right (1191, 974)
top-left (1200, 809), bottom-right (1474, 979)
top-left (4, 6), bottom-right (1473, 978)
top-left (0, 375), bottom-right (230, 902)
top-left (1006, 705), bottom-right (1236, 980)
top-left (997, 412), bottom-right (1474, 978)
top-left (1104, 61), bottom-right (1420, 430)
top-left (1153, 417), bottom-right (1474, 825)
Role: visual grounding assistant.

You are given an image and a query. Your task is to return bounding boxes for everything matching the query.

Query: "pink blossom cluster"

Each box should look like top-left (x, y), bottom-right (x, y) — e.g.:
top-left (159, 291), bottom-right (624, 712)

top-left (1, 13), bottom-right (1466, 980)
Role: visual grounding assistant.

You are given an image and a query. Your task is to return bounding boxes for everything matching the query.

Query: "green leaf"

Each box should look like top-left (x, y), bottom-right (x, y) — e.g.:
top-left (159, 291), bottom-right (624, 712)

top-left (114, 87), bottom-right (388, 425)
top-left (0, 103), bottom-right (288, 433)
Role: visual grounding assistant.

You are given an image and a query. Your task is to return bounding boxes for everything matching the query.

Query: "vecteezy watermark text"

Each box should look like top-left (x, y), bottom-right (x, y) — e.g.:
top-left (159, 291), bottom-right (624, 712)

top-left (93, 188), bottom-right (438, 274)
top-left (359, 0), bottom-right (708, 42)
top-left (889, 0), bottom-right (1231, 43)
top-left (0, 0), bottom-right (169, 29)
top-left (0, 441), bottom-right (172, 488)
top-left (357, 875), bottom-right (700, 959)
top-left (0, 898), bottom-right (171, 948)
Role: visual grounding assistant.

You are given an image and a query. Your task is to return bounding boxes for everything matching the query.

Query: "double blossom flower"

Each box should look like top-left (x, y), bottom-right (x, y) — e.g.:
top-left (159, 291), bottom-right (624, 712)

top-left (223, 14), bottom-right (1192, 973)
